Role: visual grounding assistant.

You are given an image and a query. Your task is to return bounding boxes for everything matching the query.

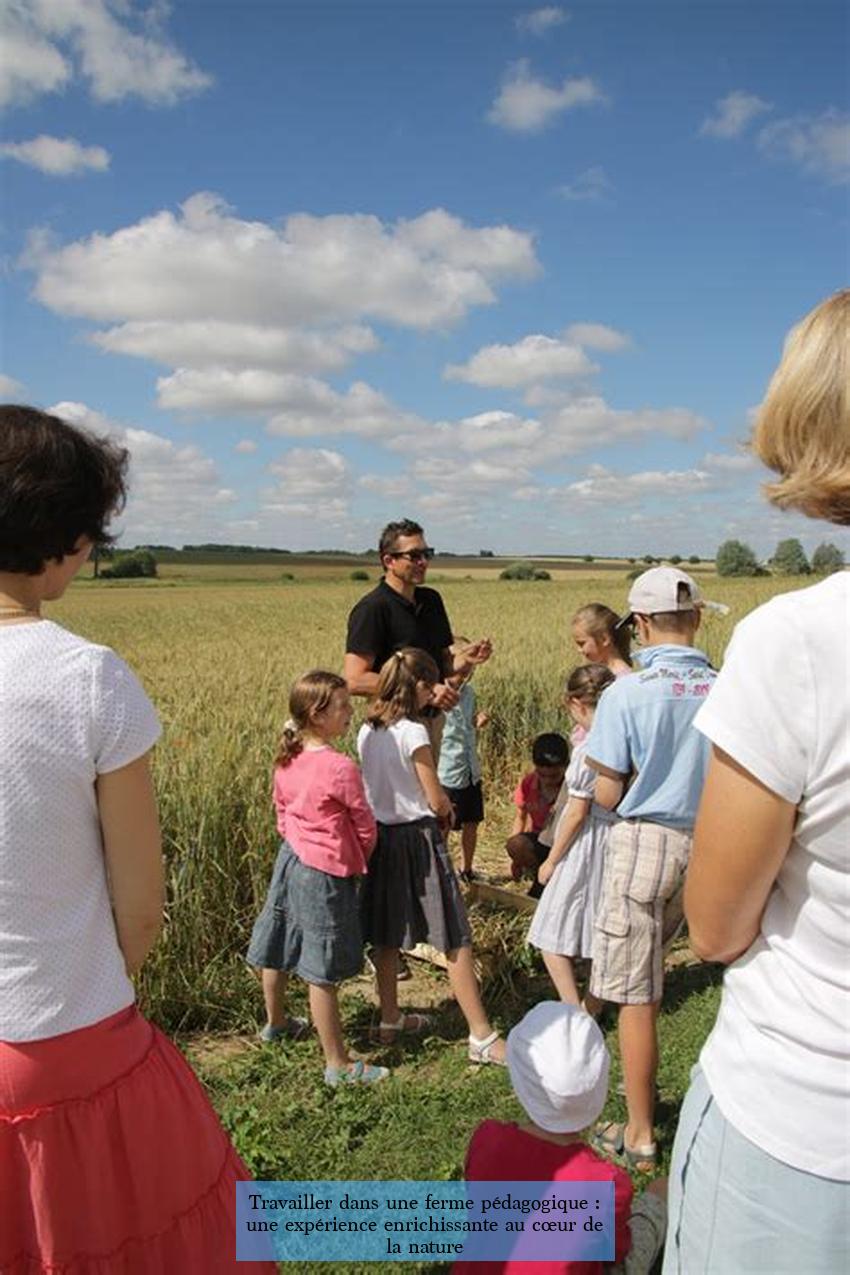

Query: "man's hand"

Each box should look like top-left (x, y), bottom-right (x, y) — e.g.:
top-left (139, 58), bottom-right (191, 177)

top-left (431, 682), bottom-right (460, 711)
top-left (453, 638), bottom-right (493, 674)
top-left (475, 710), bottom-right (490, 729)
top-left (537, 858), bottom-right (555, 887)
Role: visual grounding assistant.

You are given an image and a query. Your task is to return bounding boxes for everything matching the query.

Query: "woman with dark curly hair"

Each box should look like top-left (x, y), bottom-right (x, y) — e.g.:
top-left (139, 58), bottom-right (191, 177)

top-left (663, 291), bottom-right (849, 1273)
top-left (0, 406), bottom-right (273, 1273)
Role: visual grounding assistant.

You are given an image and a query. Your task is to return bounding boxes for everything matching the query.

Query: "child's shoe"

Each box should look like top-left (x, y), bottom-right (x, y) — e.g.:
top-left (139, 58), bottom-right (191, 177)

top-left (258, 1016), bottom-right (310, 1043)
top-left (324, 1060), bottom-right (390, 1087)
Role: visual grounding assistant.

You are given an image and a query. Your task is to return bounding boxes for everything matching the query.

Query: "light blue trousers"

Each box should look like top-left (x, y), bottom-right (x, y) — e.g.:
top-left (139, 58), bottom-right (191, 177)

top-left (662, 1066), bottom-right (849, 1274)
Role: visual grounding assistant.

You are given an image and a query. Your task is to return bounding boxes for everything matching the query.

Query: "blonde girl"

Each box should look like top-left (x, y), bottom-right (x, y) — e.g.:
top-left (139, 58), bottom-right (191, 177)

top-left (357, 648), bottom-right (506, 1064)
top-left (247, 671), bottom-right (388, 1087)
top-left (572, 604), bottom-right (632, 677)
top-left (527, 663), bottom-right (616, 1012)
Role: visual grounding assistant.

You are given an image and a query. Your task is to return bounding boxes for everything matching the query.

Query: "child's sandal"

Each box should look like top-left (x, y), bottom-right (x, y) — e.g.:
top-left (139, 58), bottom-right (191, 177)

top-left (258, 1016), bottom-right (310, 1043)
top-left (468, 1030), bottom-right (506, 1066)
top-left (324, 1060), bottom-right (390, 1087)
top-left (372, 1012), bottom-right (432, 1044)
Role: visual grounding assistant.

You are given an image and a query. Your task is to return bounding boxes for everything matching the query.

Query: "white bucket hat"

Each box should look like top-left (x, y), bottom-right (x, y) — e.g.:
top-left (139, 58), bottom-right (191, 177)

top-left (506, 1002), bottom-right (610, 1134)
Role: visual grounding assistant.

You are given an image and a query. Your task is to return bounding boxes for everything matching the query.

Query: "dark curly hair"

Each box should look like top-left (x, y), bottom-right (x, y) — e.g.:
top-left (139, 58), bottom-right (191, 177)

top-left (378, 518), bottom-right (424, 560)
top-left (0, 405), bottom-right (129, 574)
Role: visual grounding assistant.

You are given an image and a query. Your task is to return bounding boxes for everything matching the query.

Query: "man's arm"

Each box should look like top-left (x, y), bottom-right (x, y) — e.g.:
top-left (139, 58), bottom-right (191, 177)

top-left (586, 757), bottom-right (626, 810)
top-left (344, 651), bottom-right (381, 698)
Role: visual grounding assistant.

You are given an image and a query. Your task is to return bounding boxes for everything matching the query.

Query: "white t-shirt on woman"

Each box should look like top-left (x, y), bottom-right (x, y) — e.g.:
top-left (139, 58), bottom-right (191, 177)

top-left (0, 621), bottom-right (161, 1042)
top-left (694, 572), bottom-right (850, 1180)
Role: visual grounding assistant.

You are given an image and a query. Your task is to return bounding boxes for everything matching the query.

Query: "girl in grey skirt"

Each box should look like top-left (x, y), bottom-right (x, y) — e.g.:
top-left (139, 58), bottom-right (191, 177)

top-left (247, 671), bottom-right (389, 1087)
top-left (357, 648), bottom-right (506, 1065)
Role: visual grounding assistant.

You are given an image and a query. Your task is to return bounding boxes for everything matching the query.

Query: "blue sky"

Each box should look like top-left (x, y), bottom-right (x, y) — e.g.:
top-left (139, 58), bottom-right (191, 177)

top-left (2, 0), bottom-right (847, 556)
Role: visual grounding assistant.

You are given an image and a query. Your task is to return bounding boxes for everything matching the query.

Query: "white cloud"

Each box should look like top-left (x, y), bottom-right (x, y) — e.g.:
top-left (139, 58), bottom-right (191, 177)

top-left (264, 447), bottom-right (350, 520)
top-left (557, 166), bottom-right (613, 202)
top-left (516, 7), bottom-right (568, 36)
top-left (563, 322), bottom-right (631, 351)
top-left (0, 0), bottom-right (211, 108)
top-left (234, 438), bottom-right (258, 454)
top-left (0, 134), bottom-right (109, 176)
top-left (446, 333), bottom-right (596, 387)
top-left (93, 320), bottom-right (378, 372)
top-left (758, 109), bottom-right (850, 184)
top-left (488, 59), bottom-right (606, 133)
top-left (26, 193), bottom-right (538, 331)
top-left (542, 399), bottom-right (705, 457)
top-left (700, 449), bottom-right (756, 472)
top-left (700, 90), bottom-right (772, 139)
top-left (358, 473), bottom-right (413, 498)
top-left (565, 463), bottom-right (713, 502)
top-left (0, 373), bottom-right (25, 397)
top-left (48, 400), bottom-right (237, 542)
top-left (455, 410), bottom-right (542, 453)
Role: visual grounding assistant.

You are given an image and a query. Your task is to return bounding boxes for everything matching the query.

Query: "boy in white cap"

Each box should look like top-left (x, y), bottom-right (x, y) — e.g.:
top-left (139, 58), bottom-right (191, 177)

top-left (456, 1001), bottom-right (666, 1274)
top-left (584, 568), bottom-right (716, 1171)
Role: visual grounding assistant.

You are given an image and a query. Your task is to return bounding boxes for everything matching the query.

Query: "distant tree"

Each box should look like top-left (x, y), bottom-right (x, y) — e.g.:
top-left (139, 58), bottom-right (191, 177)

top-left (533, 568), bottom-right (551, 581)
top-left (583, 554), bottom-right (594, 563)
top-left (669, 554), bottom-right (682, 564)
top-left (771, 538), bottom-right (811, 576)
top-left (627, 557), bottom-right (636, 565)
top-left (688, 555), bottom-right (701, 564)
top-left (716, 539), bottom-right (761, 577)
top-left (500, 562), bottom-right (536, 580)
top-left (811, 542), bottom-right (845, 575)
top-left (479, 549), bottom-right (494, 558)
top-left (100, 550), bottom-right (157, 580)
top-left (350, 569), bottom-right (370, 581)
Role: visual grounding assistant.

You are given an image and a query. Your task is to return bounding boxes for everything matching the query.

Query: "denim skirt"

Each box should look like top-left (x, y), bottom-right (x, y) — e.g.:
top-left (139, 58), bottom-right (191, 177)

top-left (247, 842), bottom-right (364, 986)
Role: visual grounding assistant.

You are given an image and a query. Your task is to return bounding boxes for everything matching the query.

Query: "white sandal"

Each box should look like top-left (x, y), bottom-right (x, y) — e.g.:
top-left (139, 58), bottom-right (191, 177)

top-left (468, 1030), bottom-right (506, 1066)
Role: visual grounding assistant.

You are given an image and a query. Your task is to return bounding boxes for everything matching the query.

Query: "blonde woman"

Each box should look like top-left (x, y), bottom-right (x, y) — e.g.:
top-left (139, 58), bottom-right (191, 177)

top-left (663, 291), bottom-right (849, 1273)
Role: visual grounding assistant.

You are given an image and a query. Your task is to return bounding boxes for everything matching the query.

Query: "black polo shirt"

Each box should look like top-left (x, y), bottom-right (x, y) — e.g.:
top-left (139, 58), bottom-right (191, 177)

top-left (346, 580), bottom-right (453, 677)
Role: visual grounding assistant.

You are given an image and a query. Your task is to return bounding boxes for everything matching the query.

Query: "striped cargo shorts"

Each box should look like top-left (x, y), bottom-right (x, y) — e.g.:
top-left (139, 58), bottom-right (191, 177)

top-left (589, 819), bottom-right (692, 1005)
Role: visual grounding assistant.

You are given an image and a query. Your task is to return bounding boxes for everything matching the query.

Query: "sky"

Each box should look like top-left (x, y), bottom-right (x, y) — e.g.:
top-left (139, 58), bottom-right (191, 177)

top-left (1, 0), bottom-right (848, 558)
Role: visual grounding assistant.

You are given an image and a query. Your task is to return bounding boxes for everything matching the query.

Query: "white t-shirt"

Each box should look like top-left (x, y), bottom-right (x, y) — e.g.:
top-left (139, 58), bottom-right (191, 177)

top-left (0, 621), bottom-right (161, 1041)
top-left (357, 718), bottom-right (433, 824)
top-left (695, 572), bottom-right (850, 1180)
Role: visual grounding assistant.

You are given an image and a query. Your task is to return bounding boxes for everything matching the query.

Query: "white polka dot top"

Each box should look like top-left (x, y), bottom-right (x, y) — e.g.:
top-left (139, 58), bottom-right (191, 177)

top-left (0, 621), bottom-right (161, 1041)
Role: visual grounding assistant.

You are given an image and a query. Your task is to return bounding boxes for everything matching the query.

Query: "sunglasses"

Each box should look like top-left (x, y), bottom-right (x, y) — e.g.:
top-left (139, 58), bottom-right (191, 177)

top-left (388, 547), bottom-right (435, 562)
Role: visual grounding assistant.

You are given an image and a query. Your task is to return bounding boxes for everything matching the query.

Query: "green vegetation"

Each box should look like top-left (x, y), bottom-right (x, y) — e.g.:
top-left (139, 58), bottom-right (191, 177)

top-left (715, 539), bottom-right (762, 577)
top-left (100, 549), bottom-right (158, 579)
top-left (770, 538), bottom-right (810, 576)
top-left (812, 542), bottom-right (845, 575)
top-left (499, 562), bottom-right (551, 581)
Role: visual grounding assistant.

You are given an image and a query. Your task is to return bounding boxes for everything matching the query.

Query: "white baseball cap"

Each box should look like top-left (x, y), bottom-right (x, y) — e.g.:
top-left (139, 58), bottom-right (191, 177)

top-left (506, 1001), bottom-right (610, 1134)
top-left (618, 566), bottom-right (703, 628)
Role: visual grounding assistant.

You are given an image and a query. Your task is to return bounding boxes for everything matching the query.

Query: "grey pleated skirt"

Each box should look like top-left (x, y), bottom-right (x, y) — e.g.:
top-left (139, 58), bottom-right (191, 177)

top-left (247, 841), bottom-right (364, 985)
top-left (360, 817), bottom-right (472, 953)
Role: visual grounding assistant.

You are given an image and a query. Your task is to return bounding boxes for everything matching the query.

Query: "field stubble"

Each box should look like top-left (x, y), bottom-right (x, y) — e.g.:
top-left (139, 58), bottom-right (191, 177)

top-left (52, 574), bottom-right (794, 1032)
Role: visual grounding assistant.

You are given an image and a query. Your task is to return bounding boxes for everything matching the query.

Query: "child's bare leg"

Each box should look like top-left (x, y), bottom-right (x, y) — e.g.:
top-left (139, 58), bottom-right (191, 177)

top-left (461, 823), bottom-right (478, 873)
top-left (261, 968), bottom-right (290, 1027)
top-left (582, 987), bottom-right (604, 1018)
top-left (372, 947), bottom-right (400, 1024)
top-left (542, 951), bottom-right (580, 1003)
top-left (308, 982), bottom-right (350, 1070)
top-left (619, 1001), bottom-right (660, 1151)
top-left (446, 946), bottom-right (506, 1062)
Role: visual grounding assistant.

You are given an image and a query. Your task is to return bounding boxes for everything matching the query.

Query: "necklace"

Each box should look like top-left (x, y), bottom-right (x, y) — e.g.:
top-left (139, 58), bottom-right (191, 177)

top-left (0, 605), bottom-right (41, 619)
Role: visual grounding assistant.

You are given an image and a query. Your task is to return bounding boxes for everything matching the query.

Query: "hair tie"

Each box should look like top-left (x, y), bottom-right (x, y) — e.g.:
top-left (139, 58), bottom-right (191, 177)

top-left (283, 718), bottom-right (299, 735)
top-left (394, 650), bottom-right (404, 662)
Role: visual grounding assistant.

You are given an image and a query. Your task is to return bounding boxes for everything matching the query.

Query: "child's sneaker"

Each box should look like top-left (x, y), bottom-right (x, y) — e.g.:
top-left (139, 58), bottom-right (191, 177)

top-left (258, 1016), bottom-right (310, 1043)
top-left (324, 1060), bottom-right (390, 1087)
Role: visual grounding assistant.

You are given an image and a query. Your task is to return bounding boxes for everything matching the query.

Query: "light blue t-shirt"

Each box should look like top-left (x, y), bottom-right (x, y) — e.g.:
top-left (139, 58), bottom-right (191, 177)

top-left (437, 682), bottom-right (482, 789)
top-left (585, 644), bottom-right (716, 828)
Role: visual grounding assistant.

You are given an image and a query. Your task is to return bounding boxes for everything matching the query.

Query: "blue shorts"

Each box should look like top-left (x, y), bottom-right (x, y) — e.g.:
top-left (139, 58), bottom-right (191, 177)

top-left (663, 1065), bottom-right (849, 1273)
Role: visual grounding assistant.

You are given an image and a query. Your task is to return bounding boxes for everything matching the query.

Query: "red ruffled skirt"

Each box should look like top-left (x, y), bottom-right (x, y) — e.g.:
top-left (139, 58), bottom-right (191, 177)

top-left (0, 1006), bottom-right (275, 1273)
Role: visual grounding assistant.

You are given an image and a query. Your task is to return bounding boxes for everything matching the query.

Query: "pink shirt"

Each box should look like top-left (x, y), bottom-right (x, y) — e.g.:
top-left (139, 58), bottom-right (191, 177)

top-left (456, 1121), bottom-right (633, 1274)
top-left (273, 747), bottom-right (376, 877)
top-left (514, 771), bottom-right (558, 833)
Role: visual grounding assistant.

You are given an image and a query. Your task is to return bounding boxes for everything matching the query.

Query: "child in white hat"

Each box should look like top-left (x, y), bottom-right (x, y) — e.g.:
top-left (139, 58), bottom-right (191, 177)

top-left (456, 1001), bottom-right (666, 1274)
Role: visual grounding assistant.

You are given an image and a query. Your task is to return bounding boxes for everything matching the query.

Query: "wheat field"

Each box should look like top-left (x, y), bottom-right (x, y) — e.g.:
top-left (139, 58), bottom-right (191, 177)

top-left (50, 572), bottom-right (798, 1031)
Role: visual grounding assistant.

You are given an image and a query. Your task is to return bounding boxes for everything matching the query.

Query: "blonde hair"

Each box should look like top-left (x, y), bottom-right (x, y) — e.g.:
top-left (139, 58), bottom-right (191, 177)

top-left (572, 603), bottom-right (631, 665)
top-left (753, 289), bottom-right (850, 525)
top-left (276, 670), bottom-right (347, 766)
top-left (367, 647), bottom-right (440, 728)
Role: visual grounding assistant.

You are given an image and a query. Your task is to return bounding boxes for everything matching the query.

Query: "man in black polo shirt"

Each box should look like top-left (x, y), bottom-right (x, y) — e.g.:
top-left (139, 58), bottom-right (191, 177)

top-left (344, 519), bottom-right (492, 710)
